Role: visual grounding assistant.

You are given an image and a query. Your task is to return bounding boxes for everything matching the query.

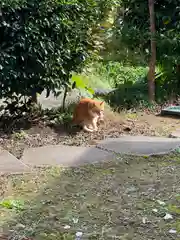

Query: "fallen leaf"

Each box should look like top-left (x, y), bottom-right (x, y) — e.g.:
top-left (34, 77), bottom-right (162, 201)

top-left (142, 217), bottom-right (147, 224)
top-left (152, 208), bottom-right (158, 213)
top-left (64, 225), bottom-right (71, 229)
top-left (72, 217), bottom-right (79, 224)
top-left (164, 213), bottom-right (173, 220)
top-left (75, 231), bottom-right (83, 239)
top-left (157, 200), bottom-right (165, 206)
top-left (168, 229), bottom-right (177, 234)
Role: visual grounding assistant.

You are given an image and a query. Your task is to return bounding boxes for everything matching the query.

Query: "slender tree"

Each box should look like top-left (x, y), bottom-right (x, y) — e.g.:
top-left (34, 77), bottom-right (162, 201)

top-left (148, 0), bottom-right (156, 102)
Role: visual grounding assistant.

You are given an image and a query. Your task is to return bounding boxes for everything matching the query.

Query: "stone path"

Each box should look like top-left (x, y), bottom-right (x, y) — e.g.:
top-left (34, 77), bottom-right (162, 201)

top-left (21, 145), bottom-right (115, 167)
top-left (97, 136), bottom-right (180, 155)
top-left (169, 129), bottom-right (180, 138)
top-left (1, 135), bottom-right (180, 174)
top-left (0, 149), bottom-right (29, 174)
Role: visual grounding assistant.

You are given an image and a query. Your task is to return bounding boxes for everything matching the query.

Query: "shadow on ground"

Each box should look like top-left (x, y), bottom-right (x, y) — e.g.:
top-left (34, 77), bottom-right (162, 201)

top-left (0, 150), bottom-right (180, 239)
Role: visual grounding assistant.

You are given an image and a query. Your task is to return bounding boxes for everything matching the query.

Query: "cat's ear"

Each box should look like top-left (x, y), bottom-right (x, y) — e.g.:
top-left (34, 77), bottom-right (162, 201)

top-left (100, 101), bottom-right (104, 105)
top-left (88, 102), bottom-right (95, 108)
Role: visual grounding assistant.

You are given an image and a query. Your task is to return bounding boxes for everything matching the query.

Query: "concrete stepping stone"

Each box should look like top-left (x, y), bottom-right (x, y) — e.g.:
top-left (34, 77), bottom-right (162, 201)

top-left (0, 149), bottom-right (30, 174)
top-left (97, 135), bottom-right (180, 156)
top-left (21, 145), bottom-right (115, 167)
top-left (169, 129), bottom-right (180, 138)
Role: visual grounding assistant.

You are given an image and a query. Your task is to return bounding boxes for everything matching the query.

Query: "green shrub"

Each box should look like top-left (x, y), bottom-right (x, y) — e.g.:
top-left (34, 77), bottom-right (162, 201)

top-left (107, 76), bottom-right (149, 109)
top-left (0, 0), bottom-right (113, 106)
top-left (154, 65), bottom-right (180, 102)
top-left (79, 61), bottom-right (147, 93)
top-left (114, 0), bottom-right (180, 103)
top-left (107, 64), bottom-right (180, 109)
top-left (73, 61), bottom-right (180, 109)
top-left (92, 61), bottom-right (148, 86)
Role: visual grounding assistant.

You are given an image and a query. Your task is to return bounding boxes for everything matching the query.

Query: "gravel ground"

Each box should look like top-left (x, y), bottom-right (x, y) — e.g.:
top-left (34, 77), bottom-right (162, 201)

top-left (0, 111), bottom-right (159, 159)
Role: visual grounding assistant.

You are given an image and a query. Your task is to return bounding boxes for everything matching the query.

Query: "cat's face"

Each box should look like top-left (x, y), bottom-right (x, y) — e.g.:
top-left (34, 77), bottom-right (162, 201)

top-left (88, 101), bottom-right (104, 118)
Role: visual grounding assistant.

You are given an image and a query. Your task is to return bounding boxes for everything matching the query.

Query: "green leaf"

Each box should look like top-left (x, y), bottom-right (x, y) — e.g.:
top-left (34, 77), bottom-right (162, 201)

top-left (71, 75), bottom-right (86, 89)
top-left (86, 87), bottom-right (95, 94)
top-left (0, 199), bottom-right (24, 211)
top-left (175, 147), bottom-right (180, 153)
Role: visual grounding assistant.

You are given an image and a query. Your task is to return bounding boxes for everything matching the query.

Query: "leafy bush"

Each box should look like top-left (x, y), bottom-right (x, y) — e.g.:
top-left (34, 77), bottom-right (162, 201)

top-left (93, 62), bottom-right (148, 86)
top-left (154, 65), bottom-right (180, 102)
top-left (107, 64), bottom-right (180, 109)
top-left (114, 0), bottom-right (180, 101)
top-left (81, 61), bottom-right (180, 109)
top-left (107, 76), bottom-right (149, 109)
top-left (73, 61), bottom-right (149, 109)
top-left (0, 0), bottom-right (113, 108)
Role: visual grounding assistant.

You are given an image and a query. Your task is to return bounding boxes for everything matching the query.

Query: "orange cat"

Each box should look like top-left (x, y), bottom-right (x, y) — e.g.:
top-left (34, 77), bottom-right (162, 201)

top-left (72, 98), bottom-right (104, 132)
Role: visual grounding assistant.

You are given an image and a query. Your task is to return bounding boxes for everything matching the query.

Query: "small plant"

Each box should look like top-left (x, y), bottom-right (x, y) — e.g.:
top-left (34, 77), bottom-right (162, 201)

top-left (12, 130), bottom-right (27, 140)
top-left (0, 199), bottom-right (24, 211)
top-left (50, 112), bottom-right (72, 126)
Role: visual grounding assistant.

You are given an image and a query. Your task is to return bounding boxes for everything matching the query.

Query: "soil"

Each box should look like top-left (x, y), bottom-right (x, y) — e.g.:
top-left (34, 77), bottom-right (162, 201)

top-left (0, 109), bottom-right (179, 159)
top-left (0, 153), bottom-right (179, 239)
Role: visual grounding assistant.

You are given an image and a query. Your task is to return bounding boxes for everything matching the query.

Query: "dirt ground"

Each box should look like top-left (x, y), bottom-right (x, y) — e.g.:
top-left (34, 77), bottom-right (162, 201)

top-left (0, 153), bottom-right (179, 239)
top-left (0, 108), bottom-right (179, 159)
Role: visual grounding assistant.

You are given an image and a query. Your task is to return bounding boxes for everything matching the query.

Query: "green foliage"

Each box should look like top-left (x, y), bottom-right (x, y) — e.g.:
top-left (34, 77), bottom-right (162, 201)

top-left (106, 63), bottom-right (180, 109)
top-left (49, 111), bottom-right (73, 126)
top-left (70, 74), bottom-right (94, 95)
top-left (114, 0), bottom-right (180, 99)
top-left (81, 63), bottom-right (113, 90)
top-left (71, 61), bottom-right (147, 94)
top-left (0, 199), bottom-right (24, 211)
top-left (96, 62), bottom-right (148, 86)
top-left (78, 61), bottom-right (149, 108)
top-left (107, 75), bottom-right (149, 109)
top-left (80, 60), bottom-right (179, 108)
top-left (0, 0), bottom-right (114, 108)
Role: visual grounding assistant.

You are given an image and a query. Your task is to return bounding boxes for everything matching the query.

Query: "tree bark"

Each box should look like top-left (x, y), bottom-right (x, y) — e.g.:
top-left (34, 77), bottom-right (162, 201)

top-left (62, 85), bottom-right (68, 112)
top-left (148, 0), bottom-right (156, 102)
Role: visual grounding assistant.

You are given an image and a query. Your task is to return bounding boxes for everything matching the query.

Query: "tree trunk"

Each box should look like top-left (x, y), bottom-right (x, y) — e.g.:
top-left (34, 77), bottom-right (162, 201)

top-left (148, 0), bottom-right (156, 102)
top-left (62, 85), bottom-right (68, 112)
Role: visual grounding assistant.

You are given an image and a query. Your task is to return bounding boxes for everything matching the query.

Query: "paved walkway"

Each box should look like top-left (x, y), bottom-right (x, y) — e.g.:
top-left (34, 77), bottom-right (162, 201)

top-left (1, 135), bottom-right (180, 175)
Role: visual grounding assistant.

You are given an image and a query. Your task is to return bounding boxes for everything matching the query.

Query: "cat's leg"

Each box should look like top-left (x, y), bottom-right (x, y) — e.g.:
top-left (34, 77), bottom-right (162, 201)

top-left (81, 118), bottom-right (99, 133)
top-left (98, 110), bottom-right (104, 123)
top-left (80, 120), bottom-right (94, 132)
top-left (92, 117), bottom-right (98, 131)
top-left (83, 124), bottom-right (94, 132)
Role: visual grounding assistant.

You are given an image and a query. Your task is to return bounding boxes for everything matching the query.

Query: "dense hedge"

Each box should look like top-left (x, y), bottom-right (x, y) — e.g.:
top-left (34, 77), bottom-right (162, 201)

top-left (0, 0), bottom-right (113, 101)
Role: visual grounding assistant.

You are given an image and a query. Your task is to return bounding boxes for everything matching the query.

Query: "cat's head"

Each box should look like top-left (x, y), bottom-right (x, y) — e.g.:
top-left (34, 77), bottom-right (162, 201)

top-left (88, 100), bottom-right (104, 116)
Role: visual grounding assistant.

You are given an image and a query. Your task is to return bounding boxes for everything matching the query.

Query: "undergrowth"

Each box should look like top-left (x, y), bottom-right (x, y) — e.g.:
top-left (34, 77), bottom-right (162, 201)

top-left (80, 61), bottom-right (180, 110)
top-left (82, 61), bottom-right (147, 90)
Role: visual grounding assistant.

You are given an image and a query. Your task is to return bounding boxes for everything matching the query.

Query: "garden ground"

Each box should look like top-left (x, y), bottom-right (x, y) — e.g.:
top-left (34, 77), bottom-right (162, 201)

top-left (0, 107), bottom-right (179, 159)
top-left (0, 153), bottom-right (179, 239)
top-left (0, 97), bottom-right (179, 239)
